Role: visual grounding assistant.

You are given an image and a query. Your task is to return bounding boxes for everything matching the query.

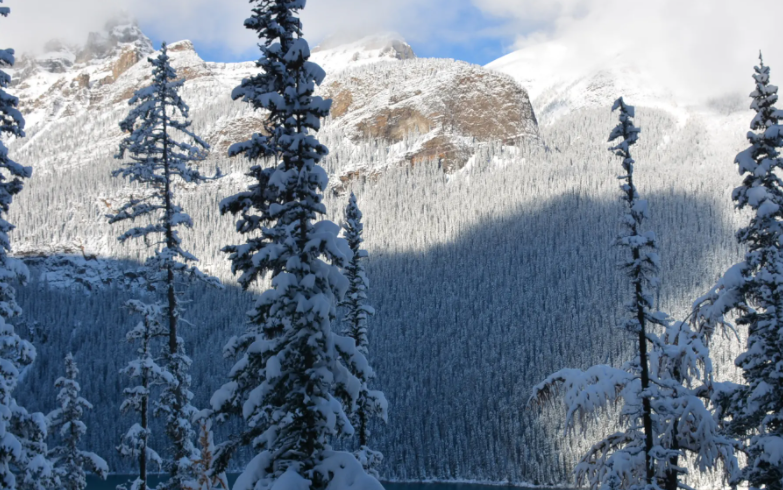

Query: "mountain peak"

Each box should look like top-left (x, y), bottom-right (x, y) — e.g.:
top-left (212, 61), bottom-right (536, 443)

top-left (487, 43), bottom-right (681, 122)
top-left (311, 32), bottom-right (415, 75)
top-left (167, 40), bottom-right (196, 53)
top-left (76, 13), bottom-right (153, 63)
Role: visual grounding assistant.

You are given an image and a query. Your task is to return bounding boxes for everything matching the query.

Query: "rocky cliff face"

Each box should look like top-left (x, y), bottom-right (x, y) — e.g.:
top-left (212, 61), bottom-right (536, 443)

top-left (323, 59), bottom-right (537, 171)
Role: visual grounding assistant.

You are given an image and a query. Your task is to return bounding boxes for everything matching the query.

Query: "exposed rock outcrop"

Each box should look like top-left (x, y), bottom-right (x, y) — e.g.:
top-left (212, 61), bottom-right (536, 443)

top-left (322, 58), bottom-right (538, 171)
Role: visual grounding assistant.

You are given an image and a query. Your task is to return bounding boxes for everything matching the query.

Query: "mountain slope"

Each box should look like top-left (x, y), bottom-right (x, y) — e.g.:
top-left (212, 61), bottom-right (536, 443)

top-left (13, 107), bottom-right (747, 486)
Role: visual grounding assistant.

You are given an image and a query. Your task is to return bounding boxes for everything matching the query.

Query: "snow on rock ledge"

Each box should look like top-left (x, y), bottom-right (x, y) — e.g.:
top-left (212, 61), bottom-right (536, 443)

top-left (312, 32), bottom-right (416, 75)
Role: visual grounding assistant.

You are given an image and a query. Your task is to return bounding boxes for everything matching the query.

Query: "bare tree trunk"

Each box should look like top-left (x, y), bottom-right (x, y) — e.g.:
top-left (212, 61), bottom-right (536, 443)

top-left (628, 171), bottom-right (654, 486)
top-left (162, 90), bottom-right (177, 357)
top-left (139, 330), bottom-right (150, 490)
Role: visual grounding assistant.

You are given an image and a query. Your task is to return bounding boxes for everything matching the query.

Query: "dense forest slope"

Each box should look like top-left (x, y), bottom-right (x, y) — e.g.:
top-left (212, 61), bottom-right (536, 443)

top-left (4, 17), bottom-right (755, 487)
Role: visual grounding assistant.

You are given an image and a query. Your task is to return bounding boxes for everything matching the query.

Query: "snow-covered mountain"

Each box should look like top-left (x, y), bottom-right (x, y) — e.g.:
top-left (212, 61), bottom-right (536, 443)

top-left (4, 17), bottom-right (757, 488)
top-left (485, 39), bottom-right (755, 175)
top-left (486, 42), bottom-right (680, 121)
top-left (485, 40), bottom-right (754, 128)
top-left (8, 22), bottom-right (537, 184)
top-left (311, 32), bottom-right (415, 73)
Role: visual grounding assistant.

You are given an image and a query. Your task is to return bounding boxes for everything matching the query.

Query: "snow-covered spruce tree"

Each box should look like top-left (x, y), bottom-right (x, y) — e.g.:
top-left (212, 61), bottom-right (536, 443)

top-left (693, 54), bottom-right (783, 490)
top-left (210, 2), bottom-right (383, 489)
top-left (47, 353), bottom-right (108, 490)
top-left (530, 98), bottom-right (659, 490)
top-left (117, 301), bottom-right (165, 490)
top-left (0, 4), bottom-right (56, 489)
top-left (609, 98), bottom-right (659, 488)
top-left (111, 42), bottom-right (219, 490)
top-left (530, 99), bottom-right (738, 490)
top-left (338, 192), bottom-right (387, 476)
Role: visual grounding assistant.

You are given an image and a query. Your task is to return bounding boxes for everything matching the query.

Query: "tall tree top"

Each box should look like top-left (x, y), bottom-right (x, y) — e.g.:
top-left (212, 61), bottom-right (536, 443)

top-left (115, 42), bottom-right (211, 182)
top-left (609, 97), bottom-right (661, 326)
top-left (344, 193), bottom-right (364, 239)
top-left (732, 54), bottom-right (783, 255)
top-left (221, 0), bottom-right (334, 291)
top-left (749, 52), bottom-right (783, 133)
top-left (693, 55), bottom-right (783, 336)
top-left (608, 97), bottom-right (640, 169)
top-left (246, 0), bottom-right (305, 45)
top-left (228, 0), bottom-right (330, 162)
top-left (110, 42), bottom-right (219, 289)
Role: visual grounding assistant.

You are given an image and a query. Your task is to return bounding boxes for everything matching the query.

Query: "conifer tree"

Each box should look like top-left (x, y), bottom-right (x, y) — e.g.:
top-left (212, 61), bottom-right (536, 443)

top-left (111, 42), bottom-right (219, 490)
top-left (0, 4), bottom-right (55, 488)
top-left (117, 301), bottom-right (165, 490)
top-left (530, 99), bottom-right (660, 490)
top-left (210, 1), bottom-right (383, 489)
top-left (611, 97), bottom-right (659, 487)
top-left (531, 99), bottom-right (738, 490)
top-left (47, 354), bottom-right (108, 490)
top-left (338, 192), bottom-right (387, 476)
top-left (694, 54), bottom-right (783, 490)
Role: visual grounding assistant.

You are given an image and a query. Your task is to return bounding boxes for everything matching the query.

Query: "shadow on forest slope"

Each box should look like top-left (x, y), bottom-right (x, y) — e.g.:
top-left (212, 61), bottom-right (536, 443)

top-left (14, 190), bottom-right (740, 485)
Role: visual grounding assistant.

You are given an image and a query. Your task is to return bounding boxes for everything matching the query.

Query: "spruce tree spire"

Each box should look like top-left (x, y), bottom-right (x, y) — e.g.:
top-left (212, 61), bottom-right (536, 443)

top-left (694, 53), bottom-right (783, 490)
top-left (338, 193), bottom-right (387, 477)
top-left (531, 99), bottom-right (738, 490)
top-left (610, 97), bottom-right (657, 487)
top-left (111, 42), bottom-right (220, 490)
top-left (341, 193), bottom-right (373, 355)
top-left (47, 354), bottom-right (108, 490)
top-left (211, 1), bottom-right (384, 489)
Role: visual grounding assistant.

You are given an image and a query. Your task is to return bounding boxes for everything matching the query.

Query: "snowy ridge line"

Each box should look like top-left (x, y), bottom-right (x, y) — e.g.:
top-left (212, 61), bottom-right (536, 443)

top-left (8, 25), bottom-right (539, 180)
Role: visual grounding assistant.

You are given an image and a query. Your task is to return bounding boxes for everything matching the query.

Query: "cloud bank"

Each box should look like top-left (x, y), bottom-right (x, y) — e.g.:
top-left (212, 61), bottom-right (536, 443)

top-left (2, 0), bottom-right (782, 100)
top-left (0, 0), bottom-right (461, 60)
top-left (481, 0), bottom-right (783, 100)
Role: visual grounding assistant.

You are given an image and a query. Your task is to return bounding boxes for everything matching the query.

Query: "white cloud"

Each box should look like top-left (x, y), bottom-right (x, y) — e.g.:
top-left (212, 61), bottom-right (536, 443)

top-left (0, 0), bottom-right (456, 59)
top-left (0, 0), bottom-right (124, 53)
top-left (0, 0), bottom-right (256, 58)
top-left (479, 0), bottom-right (783, 100)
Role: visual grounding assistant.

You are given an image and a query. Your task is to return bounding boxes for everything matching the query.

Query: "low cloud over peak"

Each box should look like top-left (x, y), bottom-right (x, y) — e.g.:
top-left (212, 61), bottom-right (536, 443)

top-left (486, 0), bottom-right (783, 101)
